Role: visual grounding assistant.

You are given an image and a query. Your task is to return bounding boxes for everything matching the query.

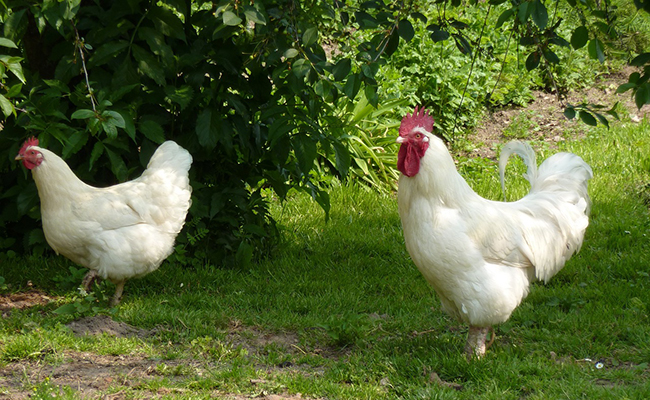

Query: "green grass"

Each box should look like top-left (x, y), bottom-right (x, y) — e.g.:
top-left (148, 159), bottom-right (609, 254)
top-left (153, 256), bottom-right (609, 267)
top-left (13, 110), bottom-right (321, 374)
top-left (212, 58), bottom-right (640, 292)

top-left (1, 120), bottom-right (650, 399)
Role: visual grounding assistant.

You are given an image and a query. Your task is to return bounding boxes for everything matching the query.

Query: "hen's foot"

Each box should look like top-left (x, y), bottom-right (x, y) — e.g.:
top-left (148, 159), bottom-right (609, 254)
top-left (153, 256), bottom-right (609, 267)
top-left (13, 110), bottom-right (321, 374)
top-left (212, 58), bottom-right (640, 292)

top-left (110, 281), bottom-right (126, 306)
top-left (465, 326), bottom-right (490, 360)
top-left (81, 270), bottom-right (99, 291)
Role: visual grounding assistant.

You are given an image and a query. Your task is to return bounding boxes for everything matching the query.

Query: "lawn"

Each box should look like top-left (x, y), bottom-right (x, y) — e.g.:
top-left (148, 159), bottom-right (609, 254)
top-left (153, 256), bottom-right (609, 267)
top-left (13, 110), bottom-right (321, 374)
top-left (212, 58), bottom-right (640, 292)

top-left (1, 119), bottom-right (649, 399)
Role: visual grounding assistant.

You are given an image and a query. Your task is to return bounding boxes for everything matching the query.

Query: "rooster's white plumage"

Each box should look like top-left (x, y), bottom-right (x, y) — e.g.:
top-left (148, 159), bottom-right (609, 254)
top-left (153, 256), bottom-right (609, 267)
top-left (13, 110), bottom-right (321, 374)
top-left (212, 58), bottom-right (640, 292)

top-left (16, 138), bottom-right (192, 305)
top-left (396, 107), bottom-right (592, 358)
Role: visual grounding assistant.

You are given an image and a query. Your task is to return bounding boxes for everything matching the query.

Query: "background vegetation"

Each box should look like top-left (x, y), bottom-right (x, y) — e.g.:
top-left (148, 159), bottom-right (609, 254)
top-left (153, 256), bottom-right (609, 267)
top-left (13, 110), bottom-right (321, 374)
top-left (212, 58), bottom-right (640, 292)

top-left (0, 0), bottom-right (648, 265)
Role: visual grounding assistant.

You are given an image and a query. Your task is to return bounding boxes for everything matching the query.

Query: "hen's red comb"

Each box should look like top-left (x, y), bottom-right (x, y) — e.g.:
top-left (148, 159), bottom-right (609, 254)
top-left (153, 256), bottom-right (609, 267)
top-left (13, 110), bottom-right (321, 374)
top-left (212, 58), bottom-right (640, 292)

top-left (19, 137), bottom-right (39, 155)
top-left (399, 106), bottom-right (434, 137)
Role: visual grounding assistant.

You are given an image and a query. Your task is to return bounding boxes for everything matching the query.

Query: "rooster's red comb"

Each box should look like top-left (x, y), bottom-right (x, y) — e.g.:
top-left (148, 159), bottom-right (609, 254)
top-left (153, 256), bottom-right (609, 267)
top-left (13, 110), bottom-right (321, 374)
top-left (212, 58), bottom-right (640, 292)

top-left (399, 106), bottom-right (434, 137)
top-left (19, 137), bottom-right (39, 155)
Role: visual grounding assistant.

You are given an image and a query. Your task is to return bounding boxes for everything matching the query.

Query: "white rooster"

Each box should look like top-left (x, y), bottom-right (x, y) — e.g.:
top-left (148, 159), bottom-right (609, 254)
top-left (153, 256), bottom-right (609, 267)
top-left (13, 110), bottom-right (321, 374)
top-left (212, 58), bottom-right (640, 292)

top-left (16, 138), bottom-right (193, 305)
top-left (396, 107), bottom-right (592, 358)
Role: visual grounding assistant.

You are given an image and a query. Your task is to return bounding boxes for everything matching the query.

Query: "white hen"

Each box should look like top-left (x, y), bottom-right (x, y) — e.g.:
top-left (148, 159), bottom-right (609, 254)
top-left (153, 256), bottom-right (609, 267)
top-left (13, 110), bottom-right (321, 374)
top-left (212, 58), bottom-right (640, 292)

top-left (16, 138), bottom-right (193, 305)
top-left (396, 107), bottom-right (592, 358)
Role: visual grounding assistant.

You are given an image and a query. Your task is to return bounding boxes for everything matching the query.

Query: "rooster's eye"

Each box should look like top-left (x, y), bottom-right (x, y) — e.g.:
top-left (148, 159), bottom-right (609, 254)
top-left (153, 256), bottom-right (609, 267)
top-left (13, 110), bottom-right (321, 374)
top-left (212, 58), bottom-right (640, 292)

top-left (415, 133), bottom-right (421, 138)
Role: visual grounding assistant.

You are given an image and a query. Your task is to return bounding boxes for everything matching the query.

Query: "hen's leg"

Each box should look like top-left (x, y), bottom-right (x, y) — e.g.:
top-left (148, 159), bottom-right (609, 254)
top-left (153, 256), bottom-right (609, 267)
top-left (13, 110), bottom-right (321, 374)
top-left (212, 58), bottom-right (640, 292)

top-left (465, 326), bottom-right (489, 360)
top-left (110, 280), bottom-right (126, 306)
top-left (81, 270), bottom-right (98, 291)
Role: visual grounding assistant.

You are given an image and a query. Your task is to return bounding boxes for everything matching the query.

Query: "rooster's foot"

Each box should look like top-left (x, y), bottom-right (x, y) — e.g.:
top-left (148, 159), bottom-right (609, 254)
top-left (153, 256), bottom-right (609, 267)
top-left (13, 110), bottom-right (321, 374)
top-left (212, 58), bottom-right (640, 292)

top-left (110, 280), bottom-right (126, 306)
top-left (465, 326), bottom-right (491, 360)
top-left (81, 270), bottom-right (99, 291)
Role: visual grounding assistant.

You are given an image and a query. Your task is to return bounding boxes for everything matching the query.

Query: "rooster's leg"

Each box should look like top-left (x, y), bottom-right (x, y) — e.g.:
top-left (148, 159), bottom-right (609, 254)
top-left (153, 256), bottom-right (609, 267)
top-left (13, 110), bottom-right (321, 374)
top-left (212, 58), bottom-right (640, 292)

top-left (110, 280), bottom-right (126, 306)
top-left (81, 270), bottom-right (98, 291)
top-left (465, 326), bottom-right (490, 360)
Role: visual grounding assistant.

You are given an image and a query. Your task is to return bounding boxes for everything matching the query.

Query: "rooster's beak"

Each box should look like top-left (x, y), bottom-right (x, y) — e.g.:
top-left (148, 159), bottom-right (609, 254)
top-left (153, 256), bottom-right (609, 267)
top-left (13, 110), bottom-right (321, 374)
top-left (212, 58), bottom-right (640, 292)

top-left (396, 136), bottom-right (406, 144)
top-left (15, 154), bottom-right (23, 161)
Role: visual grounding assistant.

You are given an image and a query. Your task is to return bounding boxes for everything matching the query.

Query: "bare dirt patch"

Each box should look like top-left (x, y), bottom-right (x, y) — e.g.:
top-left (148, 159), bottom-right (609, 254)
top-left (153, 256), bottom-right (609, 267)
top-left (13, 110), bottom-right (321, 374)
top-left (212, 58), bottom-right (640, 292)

top-left (0, 289), bottom-right (53, 317)
top-left (0, 314), bottom-right (326, 399)
top-left (467, 66), bottom-right (650, 159)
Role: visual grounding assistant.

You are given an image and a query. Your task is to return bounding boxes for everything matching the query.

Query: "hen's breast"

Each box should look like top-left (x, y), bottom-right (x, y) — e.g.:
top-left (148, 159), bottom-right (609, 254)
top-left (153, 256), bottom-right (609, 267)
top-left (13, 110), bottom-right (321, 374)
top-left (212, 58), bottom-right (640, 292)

top-left (398, 191), bottom-right (534, 326)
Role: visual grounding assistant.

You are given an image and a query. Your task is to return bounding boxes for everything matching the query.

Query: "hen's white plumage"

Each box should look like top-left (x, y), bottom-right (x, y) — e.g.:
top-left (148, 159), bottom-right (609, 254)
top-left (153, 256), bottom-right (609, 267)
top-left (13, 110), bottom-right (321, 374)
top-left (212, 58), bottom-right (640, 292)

top-left (396, 108), bottom-right (592, 358)
top-left (16, 139), bottom-right (192, 305)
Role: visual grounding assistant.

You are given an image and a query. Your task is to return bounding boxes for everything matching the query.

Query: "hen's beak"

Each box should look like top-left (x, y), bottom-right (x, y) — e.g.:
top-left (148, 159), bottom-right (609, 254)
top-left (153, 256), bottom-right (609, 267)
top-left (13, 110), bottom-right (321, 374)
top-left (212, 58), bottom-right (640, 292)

top-left (15, 154), bottom-right (23, 161)
top-left (396, 136), bottom-right (406, 144)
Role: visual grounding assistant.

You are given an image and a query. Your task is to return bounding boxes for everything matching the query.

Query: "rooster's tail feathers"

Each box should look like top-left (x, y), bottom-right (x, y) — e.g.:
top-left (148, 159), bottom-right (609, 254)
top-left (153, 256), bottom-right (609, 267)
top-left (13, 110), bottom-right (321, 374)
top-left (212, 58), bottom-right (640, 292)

top-left (499, 141), bottom-right (538, 201)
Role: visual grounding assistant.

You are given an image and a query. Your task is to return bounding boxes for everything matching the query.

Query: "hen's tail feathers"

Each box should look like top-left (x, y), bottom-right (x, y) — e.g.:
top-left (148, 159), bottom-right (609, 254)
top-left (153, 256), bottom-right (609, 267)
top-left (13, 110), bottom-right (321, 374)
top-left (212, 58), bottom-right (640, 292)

top-left (499, 141), bottom-right (538, 201)
top-left (145, 141), bottom-right (193, 180)
top-left (140, 141), bottom-right (193, 234)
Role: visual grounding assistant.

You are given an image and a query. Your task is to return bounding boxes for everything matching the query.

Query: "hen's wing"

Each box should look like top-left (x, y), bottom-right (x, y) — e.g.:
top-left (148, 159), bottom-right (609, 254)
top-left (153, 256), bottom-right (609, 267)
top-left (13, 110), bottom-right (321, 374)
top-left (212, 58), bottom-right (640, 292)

top-left (71, 141), bottom-right (192, 233)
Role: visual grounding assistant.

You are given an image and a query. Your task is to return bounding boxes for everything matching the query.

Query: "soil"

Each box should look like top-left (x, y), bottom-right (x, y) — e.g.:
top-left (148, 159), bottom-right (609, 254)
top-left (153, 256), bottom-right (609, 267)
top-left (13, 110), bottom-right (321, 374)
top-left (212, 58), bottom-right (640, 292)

top-left (1, 67), bottom-right (648, 399)
top-left (0, 305), bottom-right (326, 399)
top-left (464, 66), bottom-right (649, 160)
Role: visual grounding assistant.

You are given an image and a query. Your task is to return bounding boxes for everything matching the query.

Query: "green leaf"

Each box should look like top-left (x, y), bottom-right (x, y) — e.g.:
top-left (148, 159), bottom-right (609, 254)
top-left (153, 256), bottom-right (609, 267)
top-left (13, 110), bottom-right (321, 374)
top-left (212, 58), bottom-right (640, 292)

top-left (102, 120), bottom-right (118, 139)
top-left (314, 79), bottom-right (331, 99)
top-left (2, 9), bottom-right (26, 41)
top-left (302, 27), bottom-right (319, 47)
top-left (244, 5), bottom-right (267, 25)
top-left (235, 241), bottom-right (253, 268)
top-left (594, 112), bottom-right (610, 128)
top-left (5, 56), bottom-right (26, 83)
top-left (333, 58), bottom-right (351, 81)
top-left (630, 52), bottom-right (650, 67)
top-left (496, 8), bottom-right (515, 29)
top-left (268, 116), bottom-right (295, 147)
top-left (344, 73), bottom-right (362, 99)
top-left (543, 49), bottom-right (560, 64)
top-left (398, 19), bottom-right (415, 42)
top-left (571, 26), bottom-right (589, 49)
top-left (132, 45), bottom-right (166, 85)
top-left (71, 109), bottom-right (96, 120)
top-left (284, 48), bottom-right (300, 59)
top-left (634, 83), bottom-right (650, 109)
top-left (578, 110), bottom-right (597, 126)
top-left (0, 37), bottom-right (17, 48)
top-left (333, 141), bottom-right (351, 177)
top-left (364, 85), bottom-right (378, 108)
top-left (105, 148), bottom-right (129, 181)
top-left (293, 134), bottom-right (317, 174)
top-left (587, 38), bottom-right (605, 63)
top-left (117, 110), bottom-right (136, 141)
top-left (139, 119), bottom-right (165, 144)
top-left (452, 34), bottom-right (472, 56)
top-left (0, 94), bottom-right (14, 117)
top-left (616, 82), bottom-right (636, 93)
top-left (196, 109), bottom-right (218, 149)
top-left (355, 11), bottom-right (378, 29)
top-left (165, 85), bottom-right (194, 110)
top-left (89, 141), bottom-right (104, 171)
top-left (62, 131), bottom-right (88, 159)
top-left (526, 51), bottom-right (540, 71)
top-left (531, 0), bottom-right (548, 30)
top-left (292, 58), bottom-right (311, 78)
top-left (223, 10), bottom-right (243, 26)
top-left (149, 5), bottom-right (186, 41)
top-left (89, 41), bottom-right (129, 67)
top-left (6, 83), bottom-right (23, 98)
top-left (138, 27), bottom-right (174, 66)
top-left (518, 1), bottom-right (531, 24)
top-left (563, 106), bottom-right (576, 120)
top-left (104, 111), bottom-right (126, 129)
top-left (430, 29), bottom-right (450, 42)
top-left (53, 303), bottom-right (79, 315)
